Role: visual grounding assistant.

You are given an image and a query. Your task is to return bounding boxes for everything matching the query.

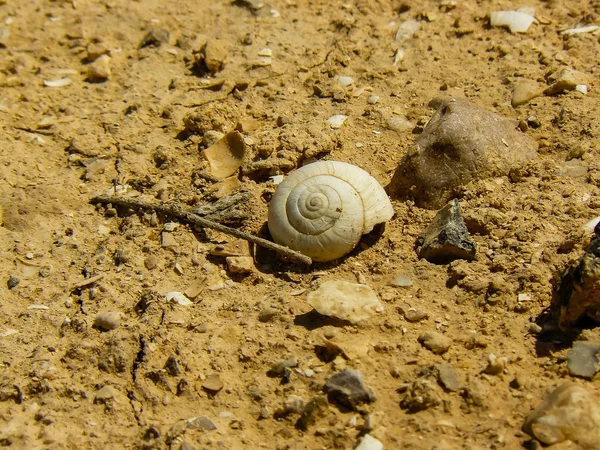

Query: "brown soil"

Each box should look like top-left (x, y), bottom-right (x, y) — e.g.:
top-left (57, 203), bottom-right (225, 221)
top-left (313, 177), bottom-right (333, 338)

top-left (1, 0), bottom-right (600, 449)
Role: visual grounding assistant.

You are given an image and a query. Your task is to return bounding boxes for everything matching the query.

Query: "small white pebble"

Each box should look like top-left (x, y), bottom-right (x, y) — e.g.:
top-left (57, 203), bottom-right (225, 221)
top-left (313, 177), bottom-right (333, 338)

top-left (517, 293), bottom-right (532, 302)
top-left (328, 114), bottom-right (348, 129)
top-left (338, 75), bottom-right (354, 87)
top-left (355, 142), bottom-right (364, 148)
top-left (258, 47), bottom-right (272, 57)
top-left (164, 222), bottom-right (178, 232)
top-left (575, 84), bottom-right (588, 95)
top-left (368, 95), bottom-right (379, 104)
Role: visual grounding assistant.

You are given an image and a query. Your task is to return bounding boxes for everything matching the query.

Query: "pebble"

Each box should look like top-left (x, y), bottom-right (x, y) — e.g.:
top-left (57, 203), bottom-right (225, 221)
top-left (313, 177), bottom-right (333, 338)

top-left (324, 370), bottom-right (376, 409)
top-left (187, 416), bottom-right (217, 431)
top-left (436, 364), bottom-right (461, 391)
top-left (139, 27), bottom-right (170, 48)
top-left (86, 43), bottom-right (108, 62)
top-left (404, 308), bottom-right (428, 322)
top-left (523, 383), bottom-right (600, 447)
top-left (386, 114), bottom-right (413, 133)
top-left (258, 307), bottom-right (279, 323)
top-left (87, 55), bottom-right (111, 82)
top-left (544, 68), bottom-right (590, 96)
top-left (387, 274), bottom-right (413, 287)
top-left (94, 311), bottom-right (121, 331)
top-left (389, 97), bottom-right (537, 209)
top-left (202, 374), bottom-right (224, 393)
top-left (161, 232), bottom-right (178, 248)
top-left (417, 199), bottom-right (476, 264)
top-left (482, 353), bottom-right (508, 375)
top-left (307, 280), bottom-right (384, 324)
top-left (418, 331), bottom-right (452, 354)
top-left (296, 395), bottom-right (329, 430)
top-left (225, 256), bottom-right (255, 274)
top-left (327, 114), bottom-right (348, 129)
top-left (269, 356), bottom-right (298, 376)
top-left (283, 395), bottom-right (305, 414)
top-left (553, 225), bottom-right (600, 328)
top-left (567, 341), bottom-right (600, 379)
top-left (7, 275), bottom-right (19, 289)
top-left (144, 255), bottom-right (158, 270)
top-left (367, 95), bottom-right (379, 104)
top-left (202, 131), bottom-right (246, 180)
top-left (490, 10), bottom-right (534, 33)
top-left (165, 292), bottom-right (193, 306)
top-left (355, 434), bottom-right (383, 450)
top-left (203, 40), bottom-right (228, 73)
top-left (94, 385), bottom-right (117, 403)
top-left (338, 76), bottom-right (354, 87)
top-left (512, 79), bottom-right (543, 107)
top-left (400, 379), bottom-right (441, 412)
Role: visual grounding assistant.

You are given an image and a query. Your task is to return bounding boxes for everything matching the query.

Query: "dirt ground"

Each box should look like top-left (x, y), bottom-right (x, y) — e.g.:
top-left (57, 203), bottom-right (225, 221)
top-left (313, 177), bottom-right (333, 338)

top-left (1, 0), bottom-right (600, 449)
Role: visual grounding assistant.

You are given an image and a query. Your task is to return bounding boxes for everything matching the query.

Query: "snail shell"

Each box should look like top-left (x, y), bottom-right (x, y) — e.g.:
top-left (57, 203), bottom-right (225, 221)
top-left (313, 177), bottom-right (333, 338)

top-left (268, 161), bottom-right (394, 262)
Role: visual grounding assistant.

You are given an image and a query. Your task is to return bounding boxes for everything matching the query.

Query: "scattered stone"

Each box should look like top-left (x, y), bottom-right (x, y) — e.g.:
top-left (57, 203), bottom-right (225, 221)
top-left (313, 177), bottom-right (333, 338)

top-left (297, 395), bottom-right (329, 430)
top-left (94, 311), bottom-right (121, 331)
top-left (490, 10), bottom-right (534, 33)
top-left (368, 95), bottom-right (379, 104)
top-left (437, 364), bottom-right (461, 391)
top-left (324, 370), bottom-right (376, 410)
top-left (187, 416), bottom-right (217, 431)
top-left (400, 379), bottom-right (441, 412)
top-left (512, 79), bottom-right (543, 107)
top-left (269, 356), bottom-right (298, 377)
top-left (7, 275), bottom-right (19, 289)
top-left (87, 55), bottom-right (111, 82)
top-left (283, 395), bottom-right (305, 414)
top-left (161, 232), bottom-right (178, 247)
top-left (225, 256), bottom-right (255, 274)
top-left (545, 68), bottom-right (591, 96)
top-left (166, 292), bottom-right (193, 306)
top-left (567, 341), bottom-right (600, 379)
top-left (523, 383), bottom-right (600, 448)
top-left (202, 131), bottom-right (246, 180)
top-left (258, 307), bottom-right (279, 323)
top-left (389, 97), bottom-right (537, 209)
top-left (144, 255), bottom-right (158, 270)
top-left (327, 114), bottom-right (348, 129)
top-left (553, 224), bottom-right (600, 329)
top-left (403, 308), bottom-right (428, 322)
top-left (386, 114), bottom-right (413, 133)
top-left (387, 274), bottom-right (413, 287)
top-left (202, 40), bottom-right (228, 73)
top-left (417, 199), bottom-right (476, 264)
top-left (139, 27), bottom-right (170, 48)
top-left (202, 374), bottom-right (224, 393)
top-left (482, 353), bottom-right (508, 375)
top-left (418, 331), bottom-right (452, 354)
top-left (94, 385), bottom-right (117, 403)
top-left (355, 434), bottom-right (383, 450)
top-left (164, 355), bottom-right (181, 376)
top-left (338, 76), bottom-right (354, 87)
top-left (307, 280), bottom-right (384, 324)
top-left (86, 43), bottom-right (108, 62)
top-left (179, 442), bottom-right (197, 450)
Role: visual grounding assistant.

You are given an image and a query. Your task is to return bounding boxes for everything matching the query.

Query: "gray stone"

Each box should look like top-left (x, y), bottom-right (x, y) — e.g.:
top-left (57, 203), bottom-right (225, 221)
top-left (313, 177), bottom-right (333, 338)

top-left (553, 224), bottom-right (600, 329)
top-left (324, 370), bottom-right (376, 409)
top-left (139, 27), bottom-right (170, 48)
top-left (187, 416), bottom-right (217, 431)
top-left (7, 275), bottom-right (19, 289)
top-left (202, 374), bottom-right (224, 393)
top-left (567, 341), bottom-right (600, 379)
top-left (418, 331), bottom-right (452, 354)
top-left (436, 364), bottom-right (461, 391)
top-left (388, 97), bottom-right (537, 209)
top-left (94, 385), bottom-right (117, 403)
top-left (417, 199), bottom-right (476, 264)
top-left (258, 307), bottom-right (279, 323)
top-left (523, 383), bottom-right (600, 448)
top-left (94, 311), bottom-right (121, 331)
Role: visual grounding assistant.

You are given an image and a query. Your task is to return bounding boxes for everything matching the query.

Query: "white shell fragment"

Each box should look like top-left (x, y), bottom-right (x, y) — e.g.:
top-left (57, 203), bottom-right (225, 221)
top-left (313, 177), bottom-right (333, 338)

top-left (355, 434), bottom-right (384, 450)
top-left (258, 47), bottom-right (272, 57)
top-left (396, 18), bottom-right (420, 40)
top-left (43, 78), bottom-right (72, 87)
top-left (561, 25), bottom-right (600, 36)
top-left (328, 114), bottom-right (348, 129)
top-left (307, 280), bottom-right (384, 324)
top-left (268, 161), bottom-right (394, 262)
top-left (490, 11), bottom-right (534, 33)
top-left (338, 76), bottom-right (354, 87)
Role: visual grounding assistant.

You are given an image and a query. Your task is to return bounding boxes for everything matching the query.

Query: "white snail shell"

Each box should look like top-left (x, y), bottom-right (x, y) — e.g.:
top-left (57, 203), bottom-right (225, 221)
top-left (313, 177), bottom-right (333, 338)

top-left (268, 161), bottom-right (394, 262)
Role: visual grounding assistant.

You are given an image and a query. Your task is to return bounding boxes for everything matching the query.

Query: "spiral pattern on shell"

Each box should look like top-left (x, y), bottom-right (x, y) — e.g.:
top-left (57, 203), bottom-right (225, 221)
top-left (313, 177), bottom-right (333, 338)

top-left (268, 161), bottom-right (394, 262)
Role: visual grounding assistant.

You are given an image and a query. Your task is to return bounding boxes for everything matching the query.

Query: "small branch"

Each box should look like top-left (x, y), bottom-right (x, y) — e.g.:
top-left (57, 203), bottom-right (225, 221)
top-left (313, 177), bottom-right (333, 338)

top-left (91, 194), bottom-right (312, 265)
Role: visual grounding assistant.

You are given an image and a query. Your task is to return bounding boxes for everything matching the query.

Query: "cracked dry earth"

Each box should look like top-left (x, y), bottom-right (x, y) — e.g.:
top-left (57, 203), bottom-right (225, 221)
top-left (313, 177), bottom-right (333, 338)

top-left (1, 0), bottom-right (600, 449)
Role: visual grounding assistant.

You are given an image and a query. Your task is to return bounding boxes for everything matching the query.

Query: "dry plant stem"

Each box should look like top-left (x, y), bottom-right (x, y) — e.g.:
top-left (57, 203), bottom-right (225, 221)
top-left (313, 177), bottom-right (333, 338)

top-left (91, 194), bottom-right (313, 265)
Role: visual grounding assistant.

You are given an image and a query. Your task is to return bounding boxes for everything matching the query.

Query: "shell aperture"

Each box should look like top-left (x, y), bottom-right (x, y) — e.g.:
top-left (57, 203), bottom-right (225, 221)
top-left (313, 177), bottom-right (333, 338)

top-left (268, 161), bottom-right (394, 262)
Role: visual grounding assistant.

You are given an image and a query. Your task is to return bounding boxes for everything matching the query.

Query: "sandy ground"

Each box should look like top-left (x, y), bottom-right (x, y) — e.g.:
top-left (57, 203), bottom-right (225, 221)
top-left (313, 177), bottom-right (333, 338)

top-left (1, 0), bottom-right (600, 449)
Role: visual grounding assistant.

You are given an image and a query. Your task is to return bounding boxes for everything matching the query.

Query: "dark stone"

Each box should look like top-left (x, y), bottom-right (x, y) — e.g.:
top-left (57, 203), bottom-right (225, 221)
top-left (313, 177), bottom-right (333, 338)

top-left (324, 370), bottom-right (375, 410)
top-left (187, 416), bottom-right (217, 431)
top-left (553, 223), bottom-right (600, 329)
top-left (7, 275), bottom-right (19, 289)
top-left (567, 341), bottom-right (600, 379)
top-left (164, 355), bottom-right (181, 376)
top-left (388, 97), bottom-right (537, 209)
top-left (417, 199), bottom-right (476, 264)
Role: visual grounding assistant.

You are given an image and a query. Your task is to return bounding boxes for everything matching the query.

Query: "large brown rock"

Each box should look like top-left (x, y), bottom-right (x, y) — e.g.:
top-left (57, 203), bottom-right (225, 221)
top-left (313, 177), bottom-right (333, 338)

top-left (388, 98), bottom-right (537, 209)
